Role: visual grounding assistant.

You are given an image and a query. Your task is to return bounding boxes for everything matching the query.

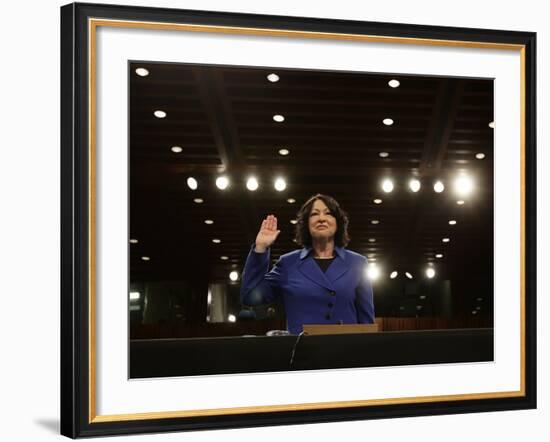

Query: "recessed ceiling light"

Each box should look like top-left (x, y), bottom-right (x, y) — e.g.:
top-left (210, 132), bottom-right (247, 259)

top-left (129, 239), bottom-right (138, 244)
top-left (476, 153), bottom-right (486, 160)
top-left (220, 256), bottom-right (229, 260)
top-left (368, 238), bottom-right (376, 243)
top-left (278, 148), bottom-right (290, 156)
top-left (135, 68), bottom-right (149, 77)
top-left (246, 176), bottom-right (259, 191)
top-left (379, 152), bottom-right (389, 158)
top-left (373, 199), bottom-right (383, 204)
top-left (442, 238), bottom-right (450, 243)
top-left (416, 305), bottom-right (423, 310)
top-left (212, 238), bottom-right (221, 244)
top-left (383, 118), bottom-right (394, 126)
top-left (274, 177), bottom-right (287, 192)
top-left (154, 110), bottom-right (166, 119)
top-left (426, 268), bottom-right (436, 278)
top-left (290, 219), bottom-right (298, 225)
top-left (449, 220), bottom-right (457, 225)
top-left (409, 178), bottom-right (421, 192)
top-left (229, 271), bottom-right (239, 281)
top-left (366, 263), bottom-right (380, 281)
top-left (436, 254), bottom-right (443, 258)
top-left (204, 219), bottom-right (214, 225)
top-left (476, 306), bottom-right (482, 310)
top-left (287, 198), bottom-right (296, 204)
top-left (216, 176), bottom-right (230, 190)
top-left (390, 271), bottom-right (398, 279)
top-left (186, 177), bottom-right (198, 190)
top-left (129, 291), bottom-right (141, 300)
top-left (382, 178), bottom-right (394, 193)
top-left (371, 220), bottom-right (379, 225)
top-left (388, 79), bottom-right (400, 88)
top-left (456, 200), bottom-right (465, 205)
top-left (193, 198), bottom-right (204, 204)
top-left (454, 174), bottom-right (474, 197)
top-left (488, 121), bottom-right (495, 129)
top-left (267, 73), bottom-right (280, 83)
top-left (273, 114), bottom-right (285, 123)
top-left (472, 310), bottom-right (478, 315)
top-left (141, 256), bottom-right (150, 261)
top-left (419, 295), bottom-right (427, 300)
top-left (477, 297), bottom-right (483, 302)
top-left (405, 272), bottom-right (413, 279)
top-left (171, 146), bottom-right (183, 153)
top-left (433, 181), bottom-right (445, 193)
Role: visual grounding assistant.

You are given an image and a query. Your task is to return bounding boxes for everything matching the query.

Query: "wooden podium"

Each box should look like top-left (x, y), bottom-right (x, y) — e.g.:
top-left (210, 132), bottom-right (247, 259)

top-left (302, 323), bottom-right (379, 335)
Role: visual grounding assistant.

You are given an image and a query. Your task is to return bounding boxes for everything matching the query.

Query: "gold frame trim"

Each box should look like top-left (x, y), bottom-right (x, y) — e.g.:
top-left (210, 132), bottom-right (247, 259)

top-left (87, 18), bottom-right (527, 423)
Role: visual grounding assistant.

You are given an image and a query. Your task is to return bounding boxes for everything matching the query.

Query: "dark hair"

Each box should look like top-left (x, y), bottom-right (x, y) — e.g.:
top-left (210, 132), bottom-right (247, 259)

top-left (294, 194), bottom-right (350, 247)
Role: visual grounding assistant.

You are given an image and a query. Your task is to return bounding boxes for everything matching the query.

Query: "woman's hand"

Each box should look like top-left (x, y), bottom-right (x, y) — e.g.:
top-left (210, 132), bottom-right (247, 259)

top-left (254, 215), bottom-right (281, 253)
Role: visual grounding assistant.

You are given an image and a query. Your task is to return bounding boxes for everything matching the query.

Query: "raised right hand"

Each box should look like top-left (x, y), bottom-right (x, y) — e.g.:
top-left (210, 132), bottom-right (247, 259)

top-left (254, 214), bottom-right (280, 253)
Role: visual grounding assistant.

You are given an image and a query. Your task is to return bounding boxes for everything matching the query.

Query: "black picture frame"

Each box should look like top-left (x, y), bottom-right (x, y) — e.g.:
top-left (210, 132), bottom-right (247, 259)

top-left (61, 2), bottom-right (537, 438)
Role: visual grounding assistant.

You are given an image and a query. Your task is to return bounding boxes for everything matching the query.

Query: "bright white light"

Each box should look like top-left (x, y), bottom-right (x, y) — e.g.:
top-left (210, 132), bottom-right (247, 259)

top-left (436, 254), bottom-right (443, 258)
top-left (382, 179), bottom-right (394, 193)
top-left (488, 121), bottom-right (495, 128)
top-left (442, 238), bottom-right (450, 243)
top-left (193, 198), bottom-right (204, 204)
top-left (267, 73), bottom-right (280, 82)
top-left (207, 291), bottom-right (212, 304)
top-left (274, 177), bottom-right (287, 191)
top-left (390, 271), bottom-right (398, 279)
top-left (186, 177), bottom-right (198, 190)
top-left (171, 146), bottom-right (183, 153)
top-left (457, 200), bottom-right (465, 205)
top-left (368, 238), bottom-right (376, 243)
top-left (449, 220), bottom-right (457, 225)
top-left (383, 118), bottom-right (394, 126)
top-left (229, 271), bottom-right (239, 281)
top-left (273, 114), bottom-right (285, 122)
top-left (216, 176), bottom-right (230, 190)
top-left (290, 219), bottom-right (298, 225)
top-left (476, 153), bottom-right (486, 160)
top-left (454, 174), bottom-right (474, 197)
top-left (141, 256), bottom-right (150, 261)
top-left (405, 272), bottom-right (413, 279)
top-left (371, 220), bottom-right (379, 225)
top-left (228, 314), bottom-right (236, 322)
top-left (287, 198), bottom-right (296, 204)
top-left (433, 181), bottom-right (445, 193)
top-left (135, 68), bottom-right (149, 77)
top-left (426, 268), bottom-right (436, 278)
top-left (409, 179), bottom-right (421, 192)
top-left (204, 219), bottom-right (214, 225)
top-left (379, 152), bottom-right (389, 158)
top-left (246, 177), bottom-right (259, 191)
top-left (129, 239), bottom-right (138, 244)
top-left (220, 256), bottom-right (229, 260)
top-left (373, 199), bottom-right (383, 204)
top-left (388, 79), bottom-right (400, 88)
top-left (153, 110), bottom-right (166, 119)
top-left (366, 263), bottom-right (380, 281)
top-left (278, 148), bottom-right (290, 156)
top-left (129, 292), bottom-right (140, 300)
top-left (212, 238), bottom-right (221, 244)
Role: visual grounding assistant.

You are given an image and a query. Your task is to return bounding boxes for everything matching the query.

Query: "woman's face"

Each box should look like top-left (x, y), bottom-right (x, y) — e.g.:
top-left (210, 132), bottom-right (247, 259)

top-left (308, 199), bottom-right (337, 242)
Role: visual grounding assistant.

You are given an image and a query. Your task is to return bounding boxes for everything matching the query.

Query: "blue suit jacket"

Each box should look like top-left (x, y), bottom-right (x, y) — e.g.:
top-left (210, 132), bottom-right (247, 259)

top-left (240, 246), bottom-right (375, 334)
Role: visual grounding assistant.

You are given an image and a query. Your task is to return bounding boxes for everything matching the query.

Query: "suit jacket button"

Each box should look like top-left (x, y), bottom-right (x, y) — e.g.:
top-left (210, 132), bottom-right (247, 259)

top-left (329, 290), bottom-right (336, 296)
top-left (328, 302), bottom-right (334, 308)
top-left (325, 313), bottom-right (332, 320)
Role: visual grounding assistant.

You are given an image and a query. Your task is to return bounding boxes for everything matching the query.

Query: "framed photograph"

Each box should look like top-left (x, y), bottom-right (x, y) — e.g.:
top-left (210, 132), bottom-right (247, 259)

top-left (60, 2), bottom-right (536, 438)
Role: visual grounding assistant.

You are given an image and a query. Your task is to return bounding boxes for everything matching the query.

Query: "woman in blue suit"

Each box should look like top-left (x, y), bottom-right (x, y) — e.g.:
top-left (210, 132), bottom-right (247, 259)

top-left (240, 194), bottom-right (375, 334)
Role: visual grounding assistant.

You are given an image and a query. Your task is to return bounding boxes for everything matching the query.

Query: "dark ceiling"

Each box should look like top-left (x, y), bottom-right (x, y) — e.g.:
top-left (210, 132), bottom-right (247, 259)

top-left (129, 61), bottom-right (493, 311)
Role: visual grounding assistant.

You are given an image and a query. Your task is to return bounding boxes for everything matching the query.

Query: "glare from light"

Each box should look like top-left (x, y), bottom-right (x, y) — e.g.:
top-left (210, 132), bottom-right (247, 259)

top-left (129, 292), bottom-right (140, 300)
top-left (267, 73), bottom-right (280, 82)
top-left (229, 271), bottom-right (239, 281)
top-left (442, 238), bottom-right (450, 243)
top-left (273, 114), bottom-right (285, 122)
top-left (141, 256), bottom-right (150, 261)
top-left (220, 256), bottom-right (229, 260)
top-left (204, 219), bottom-right (214, 225)
top-left (379, 152), bottom-right (389, 158)
top-left (186, 177), bottom-right (198, 190)
top-left (129, 239), bottom-right (138, 244)
top-left (388, 79), bottom-right (400, 88)
top-left (489, 121), bottom-right (495, 129)
top-left (409, 178), bottom-right (421, 192)
top-left (371, 220), bottom-right (379, 225)
top-left (135, 68), bottom-right (149, 77)
top-left (246, 176), bottom-right (259, 191)
top-left (193, 198), bottom-right (204, 204)
top-left (405, 272), bottom-right (413, 279)
top-left (216, 176), bottom-right (230, 190)
top-left (373, 199), bottom-right (383, 204)
top-left (449, 220), bottom-right (457, 225)
top-left (426, 268), bottom-right (436, 278)
top-left (366, 263), bottom-right (380, 281)
top-left (278, 148), bottom-right (290, 156)
top-left (390, 271), bottom-right (398, 279)
top-left (290, 219), bottom-right (298, 225)
top-left (171, 146), bottom-right (183, 153)
top-left (476, 153), bottom-right (486, 160)
top-left (457, 200), bottom-right (465, 205)
top-left (382, 178), bottom-right (394, 193)
top-left (287, 198), bottom-right (296, 204)
top-left (274, 177), bottom-right (287, 191)
top-left (436, 254), bottom-right (443, 258)
top-left (212, 238), bottom-right (221, 244)
top-left (228, 314), bottom-right (237, 322)
top-left (454, 174), bottom-right (474, 197)
top-left (383, 118), bottom-right (394, 126)
top-left (153, 110), bottom-right (166, 119)
top-left (433, 181), bottom-right (445, 193)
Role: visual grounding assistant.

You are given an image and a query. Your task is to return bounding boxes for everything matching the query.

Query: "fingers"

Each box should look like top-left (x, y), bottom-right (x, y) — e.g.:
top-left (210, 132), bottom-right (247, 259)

top-left (263, 214), bottom-right (278, 231)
